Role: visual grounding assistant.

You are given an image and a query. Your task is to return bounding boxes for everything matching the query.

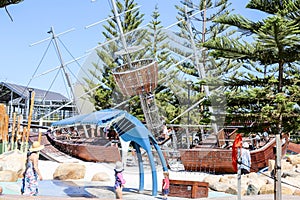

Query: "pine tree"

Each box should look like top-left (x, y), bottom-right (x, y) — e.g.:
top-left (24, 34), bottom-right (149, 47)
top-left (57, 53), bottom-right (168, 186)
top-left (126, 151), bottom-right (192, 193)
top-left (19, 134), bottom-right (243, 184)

top-left (204, 0), bottom-right (300, 134)
top-left (168, 0), bottom-right (233, 127)
top-left (145, 5), bottom-right (181, 124)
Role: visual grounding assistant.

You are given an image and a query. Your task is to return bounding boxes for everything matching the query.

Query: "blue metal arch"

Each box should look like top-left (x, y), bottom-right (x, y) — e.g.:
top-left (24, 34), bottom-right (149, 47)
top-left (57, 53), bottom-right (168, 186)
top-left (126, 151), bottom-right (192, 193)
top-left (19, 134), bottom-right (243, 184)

top-left (51, 108), bottom-right (168, 196)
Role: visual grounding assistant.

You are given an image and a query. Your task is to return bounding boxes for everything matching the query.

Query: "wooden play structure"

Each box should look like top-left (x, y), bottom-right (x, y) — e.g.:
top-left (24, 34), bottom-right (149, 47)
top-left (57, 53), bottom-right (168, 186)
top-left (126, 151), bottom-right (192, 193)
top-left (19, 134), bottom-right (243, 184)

top-left (112, 58), bottom-right (163, 137)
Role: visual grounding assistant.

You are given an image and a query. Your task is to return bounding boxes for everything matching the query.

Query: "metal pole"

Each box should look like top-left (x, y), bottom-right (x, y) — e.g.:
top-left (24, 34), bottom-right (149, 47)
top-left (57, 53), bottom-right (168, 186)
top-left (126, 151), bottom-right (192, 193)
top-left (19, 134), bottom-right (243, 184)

top-left (274, 133), bottom-right (282, 200)
top-left (48, 26), bottom-right (79, 114)
top-left (237, 147), bottom-right (241, 200)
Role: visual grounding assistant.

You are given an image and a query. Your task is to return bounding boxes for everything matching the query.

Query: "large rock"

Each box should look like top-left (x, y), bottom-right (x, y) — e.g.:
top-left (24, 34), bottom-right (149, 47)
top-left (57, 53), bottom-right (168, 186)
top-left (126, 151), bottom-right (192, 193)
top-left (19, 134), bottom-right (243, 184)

top-left (286, 154), bottom-right (300, 165)
top-left (259, 184), bottom-right (274, 194)
top-left (259, 183), bottom-right (293, 195)
top-left (282, 186), bottom-right (294, 195)
top-left (203, 174), bottom-right (221, 185)
top-left (91, 172), bottom-right (110, 181)
top-left (53, 163), bottom-right (86, 180)
top-left (246, 177), bottom-right (266, 192)
top-left (209, 182), bottom-right (231, 192)
top-left (281, 176), bottom-right (300, 194)
top-left (282, 171), bottom-right (300, 178)
top-left (0, 150), bottom-right (26, 178)
top-left (246, 183), bottom-right (259, 195)
top-left (219, 175), bottom-right (236, 184)
top-left (0, 170), bottom-right (18, 182)
top-left (224, 185), bottom-right (246, 195)
top-left (268, 159), bottom-right (293, 171)
top-left (293, 189), bottom-right (300, 196)
top-left (246, 172), bottom-right (258, 179)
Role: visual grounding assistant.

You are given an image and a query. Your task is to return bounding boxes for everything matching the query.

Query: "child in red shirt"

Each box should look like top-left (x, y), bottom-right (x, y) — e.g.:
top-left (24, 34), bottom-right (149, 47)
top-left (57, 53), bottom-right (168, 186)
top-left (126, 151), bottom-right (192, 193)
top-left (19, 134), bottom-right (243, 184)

top-left (162, 171), bottom-right (170, 200)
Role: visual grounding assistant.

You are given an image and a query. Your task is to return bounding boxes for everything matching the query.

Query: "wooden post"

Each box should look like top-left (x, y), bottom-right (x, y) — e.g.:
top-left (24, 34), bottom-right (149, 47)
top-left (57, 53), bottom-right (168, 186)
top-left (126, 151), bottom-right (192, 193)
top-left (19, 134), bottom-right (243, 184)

top-left (11, 112), bottom-right (17, 150)
top-left (0, 104), bottom-right (4, 153)
top-left (3, 114), bottom-right (9, 152)
top-left (38, 132), bottom-right (42, 143)
top-left (22, 127), bottom-right (28, 153)
top-left (16, 115), bottom-right (22, 150)
top-left (21, 127), bottom-right (26, 153)
top-left (25, 91), bottom-right (35, 153)
top-left (26, 91), bottom-right (35, 142)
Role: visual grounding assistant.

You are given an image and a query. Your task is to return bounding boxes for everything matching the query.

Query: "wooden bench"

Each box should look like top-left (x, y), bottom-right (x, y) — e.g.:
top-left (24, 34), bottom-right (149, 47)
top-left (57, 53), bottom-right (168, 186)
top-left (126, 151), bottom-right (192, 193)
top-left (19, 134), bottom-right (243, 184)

top-left (169, 180), bottom-right (208, 198)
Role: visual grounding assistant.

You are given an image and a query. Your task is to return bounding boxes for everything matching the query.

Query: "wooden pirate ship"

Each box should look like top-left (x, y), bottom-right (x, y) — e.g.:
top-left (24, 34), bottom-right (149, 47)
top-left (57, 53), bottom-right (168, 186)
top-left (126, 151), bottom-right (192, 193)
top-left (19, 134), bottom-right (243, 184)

top-left (176, 128), bottom-right (289, 174)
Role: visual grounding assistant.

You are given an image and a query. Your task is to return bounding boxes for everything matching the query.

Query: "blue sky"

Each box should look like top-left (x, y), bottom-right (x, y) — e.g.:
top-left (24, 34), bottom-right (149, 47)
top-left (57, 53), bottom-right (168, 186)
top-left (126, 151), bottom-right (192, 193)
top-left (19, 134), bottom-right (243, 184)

top-left (0, 0), bottom-right (255, 97)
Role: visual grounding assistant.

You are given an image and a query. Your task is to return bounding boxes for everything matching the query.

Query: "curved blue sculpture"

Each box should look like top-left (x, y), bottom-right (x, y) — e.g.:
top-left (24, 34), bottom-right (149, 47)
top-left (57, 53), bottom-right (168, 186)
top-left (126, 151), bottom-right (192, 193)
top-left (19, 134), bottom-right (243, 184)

top-left (52, 108), bottom-right (168, 196)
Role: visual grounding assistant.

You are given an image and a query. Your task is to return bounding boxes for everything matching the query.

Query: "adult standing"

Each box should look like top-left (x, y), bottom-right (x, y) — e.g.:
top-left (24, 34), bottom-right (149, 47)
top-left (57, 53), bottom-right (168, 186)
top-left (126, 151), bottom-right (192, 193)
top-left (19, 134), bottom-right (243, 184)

top-left (21, 141), bottom-right (44, 196)
top-left (241, 142), bottom-right (251, 175)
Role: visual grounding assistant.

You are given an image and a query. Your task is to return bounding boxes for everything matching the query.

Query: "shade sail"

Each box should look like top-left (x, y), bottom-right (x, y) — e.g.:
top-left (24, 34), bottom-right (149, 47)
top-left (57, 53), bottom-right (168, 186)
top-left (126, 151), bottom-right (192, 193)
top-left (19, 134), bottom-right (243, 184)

top-left (51, 113), bottom-right (90, 127)
top-left (51, 109), bottom-right (125, 127)
top-left (80, 109), bottom-right (125, 126)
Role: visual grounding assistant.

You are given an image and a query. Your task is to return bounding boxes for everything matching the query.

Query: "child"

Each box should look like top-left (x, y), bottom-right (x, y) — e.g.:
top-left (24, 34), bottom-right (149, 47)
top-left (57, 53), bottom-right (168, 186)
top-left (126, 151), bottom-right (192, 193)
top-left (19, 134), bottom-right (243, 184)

top-left (162, 171), bottom-right (170, 200)
top-left (114, 161), bottom-right (126, 199)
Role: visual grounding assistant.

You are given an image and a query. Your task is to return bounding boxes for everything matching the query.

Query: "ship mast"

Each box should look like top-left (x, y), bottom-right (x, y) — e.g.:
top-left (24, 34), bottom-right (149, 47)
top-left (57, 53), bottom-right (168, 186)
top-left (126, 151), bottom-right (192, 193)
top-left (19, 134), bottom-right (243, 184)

top-left (109, 0), bottom-right (163, 137)
top-left (184, 6), bottom-right (218, 135)
top-left (47, 26), bottom-right (78, 113)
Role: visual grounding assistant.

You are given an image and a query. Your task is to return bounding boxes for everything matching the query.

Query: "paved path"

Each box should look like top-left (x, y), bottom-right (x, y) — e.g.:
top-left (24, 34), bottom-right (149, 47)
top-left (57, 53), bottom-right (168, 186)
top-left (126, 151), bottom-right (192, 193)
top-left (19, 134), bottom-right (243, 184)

top-left (1, 179), bottom-right (299, 200)
top-left (0, 193), bottom-right (299, 200)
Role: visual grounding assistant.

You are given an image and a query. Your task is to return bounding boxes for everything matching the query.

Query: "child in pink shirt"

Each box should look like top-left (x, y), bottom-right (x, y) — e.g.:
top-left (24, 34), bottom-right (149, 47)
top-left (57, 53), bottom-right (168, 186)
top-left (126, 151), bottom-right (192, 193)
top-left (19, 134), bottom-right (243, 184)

top-left (114, 161), bottom-right (126, 199)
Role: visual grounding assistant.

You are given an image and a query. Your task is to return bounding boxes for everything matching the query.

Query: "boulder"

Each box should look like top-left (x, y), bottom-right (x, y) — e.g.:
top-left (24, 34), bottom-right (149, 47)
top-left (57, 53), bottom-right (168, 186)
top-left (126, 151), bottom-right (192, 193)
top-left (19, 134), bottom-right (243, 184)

top-left (247, 177), bottom-right (266, 191)
top-left (226, 176), bottom-right (249, 186)
top-left (259, 184), bottom-right (274, 194)
top-left (246, 172), bottom-right (258, 179)
top-left (293, 189), bottom-right (300, 196)
top-left (209, 182), bottom-right (231, 192)
top-left (282, 171), bottom-right (300, 178)
top-left (91, 172), bottom-right (110, 181)
top-left (281, 176), bottom-right (300, 194)
top-left (282, 186), bottom-right (294, 195)
top-left (203, 174), bottom-right (220, 186)
top-left (53, 163), bottom-right (86, 180)
top-left (246, 183), bottom-right (259, 195)
top-left (224, 185), bottom-right (246, 195)
top-left (286, 154), bottom-right (300, 165)
top-left (268, 159), bottom-right (293, 172)
top-left (0, 170), bottom-right (18, 182)
top-left (0, 150), bottom-right (26, 177)
top-left (219, 175), bottom-right (236, 184)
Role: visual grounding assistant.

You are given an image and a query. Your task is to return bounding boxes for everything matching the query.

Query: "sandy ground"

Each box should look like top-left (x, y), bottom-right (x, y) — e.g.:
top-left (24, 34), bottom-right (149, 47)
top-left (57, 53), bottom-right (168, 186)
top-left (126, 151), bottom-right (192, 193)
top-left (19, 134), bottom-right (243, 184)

top-left (0, 160), bottom-right (299, 199)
